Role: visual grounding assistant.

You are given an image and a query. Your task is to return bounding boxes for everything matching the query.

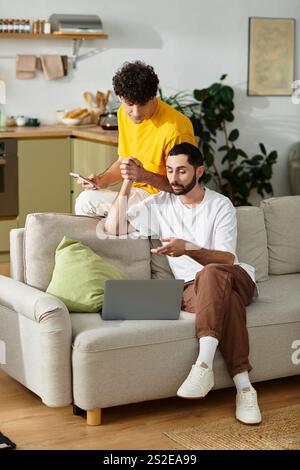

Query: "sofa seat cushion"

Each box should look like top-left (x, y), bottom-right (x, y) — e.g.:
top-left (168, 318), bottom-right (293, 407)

top-left (71, 273), bottom-right (300, 353)
top-left (71, 311), bottom-right (196, 352)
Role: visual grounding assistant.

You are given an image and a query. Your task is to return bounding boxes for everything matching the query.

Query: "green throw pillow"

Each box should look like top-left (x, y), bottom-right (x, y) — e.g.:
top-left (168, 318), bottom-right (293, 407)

top-left (46, 236), bottom-right (128, 312)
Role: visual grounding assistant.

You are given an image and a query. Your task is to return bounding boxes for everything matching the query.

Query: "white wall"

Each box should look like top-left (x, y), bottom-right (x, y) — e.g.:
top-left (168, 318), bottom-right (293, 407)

top-left (0, 0), bottom-right (299, 196)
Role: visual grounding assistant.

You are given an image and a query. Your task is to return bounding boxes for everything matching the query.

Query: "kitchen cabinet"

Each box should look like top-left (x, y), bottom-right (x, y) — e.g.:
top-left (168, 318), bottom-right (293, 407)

top-left (0, 135), bottom-right (119, 253)
top-left (71, 138), bottom-right (120, 212)
top-left (18, 138), bottom-right (71, 227)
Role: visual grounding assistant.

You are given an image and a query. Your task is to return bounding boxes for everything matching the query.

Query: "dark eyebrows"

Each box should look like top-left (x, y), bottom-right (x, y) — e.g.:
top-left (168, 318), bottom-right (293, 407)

top-left (166, 165), bottom-right (187, 170)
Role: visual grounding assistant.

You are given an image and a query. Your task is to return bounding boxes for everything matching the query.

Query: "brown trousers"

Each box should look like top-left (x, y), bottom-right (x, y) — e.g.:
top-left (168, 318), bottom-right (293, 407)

top-left (181, 264), bottom-right (256, 378)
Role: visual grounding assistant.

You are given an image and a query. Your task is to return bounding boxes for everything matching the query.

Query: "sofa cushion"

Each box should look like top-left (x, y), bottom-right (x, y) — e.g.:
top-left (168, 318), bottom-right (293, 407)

top-left (149, 239), bottom-right (175, 279)
top-left (69, 272), bottom-right (300, 409)
top-left (261, 196), bottom-right (300, 274)
top-left (70, 273), bottom-right (300, 353)
top-left (246, 273), bottom-right (300, 327)
top-left (236, 206), bottom-right (268, 281)
top-left (24, 213), bottom-right (151, 291)
top-left (46, 236), bottom-right (128, 312)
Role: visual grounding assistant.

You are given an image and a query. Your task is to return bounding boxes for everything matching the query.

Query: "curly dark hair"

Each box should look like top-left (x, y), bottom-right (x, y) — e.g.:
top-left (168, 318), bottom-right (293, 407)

top-left (112, 61), bottom-right (159, 105)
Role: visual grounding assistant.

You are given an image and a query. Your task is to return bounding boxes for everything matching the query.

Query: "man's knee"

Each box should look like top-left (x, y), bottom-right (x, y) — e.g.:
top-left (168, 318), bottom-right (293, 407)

top-left (195, 263), bottom-right (227, 283)
top-left (75, 190), bottom-right (94, 215)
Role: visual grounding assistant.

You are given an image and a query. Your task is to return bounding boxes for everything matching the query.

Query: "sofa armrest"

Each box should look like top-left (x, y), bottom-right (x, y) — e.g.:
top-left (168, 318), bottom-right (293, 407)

top-left (0, 275), bottom-right (70, 323)
top-left (0, 275), bottom-right (72, 407)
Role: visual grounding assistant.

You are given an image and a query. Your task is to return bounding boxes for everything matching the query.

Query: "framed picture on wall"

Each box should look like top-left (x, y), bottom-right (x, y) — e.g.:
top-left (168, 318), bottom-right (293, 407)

top-left (247, 17), bottom-right (295, 96)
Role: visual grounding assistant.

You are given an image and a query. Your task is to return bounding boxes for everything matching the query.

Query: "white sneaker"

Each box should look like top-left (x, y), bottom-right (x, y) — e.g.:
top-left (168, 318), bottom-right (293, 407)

top-left (236, 386), bottom-right (262, 424)
top-left (177, 364), bottom-right (214, 399)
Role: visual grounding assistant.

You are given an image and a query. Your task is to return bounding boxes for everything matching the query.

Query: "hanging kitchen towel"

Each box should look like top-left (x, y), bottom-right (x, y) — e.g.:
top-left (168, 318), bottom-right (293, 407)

top-left (16, 55), bottom-right (37, 79)
top-left (40, 55), bottom-right (64, 80)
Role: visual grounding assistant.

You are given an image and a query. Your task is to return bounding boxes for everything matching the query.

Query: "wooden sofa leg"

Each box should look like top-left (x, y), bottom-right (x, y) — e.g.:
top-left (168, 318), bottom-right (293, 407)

top-left (86, 408), bottom-right (102, 426)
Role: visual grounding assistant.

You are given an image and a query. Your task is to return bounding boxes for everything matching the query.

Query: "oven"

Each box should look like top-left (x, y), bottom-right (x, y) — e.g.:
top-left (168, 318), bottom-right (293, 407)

top-left (0, 139), bottom-right (18, 217)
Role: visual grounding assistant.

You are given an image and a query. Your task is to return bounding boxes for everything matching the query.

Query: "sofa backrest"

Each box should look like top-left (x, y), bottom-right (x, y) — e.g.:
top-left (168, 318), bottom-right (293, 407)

top-left (23, 213), bottom-right (151, 291)
top-left (13, 208), bottom-right (270, 288)
top-left (150, 207), bottom-right (269, 282)
top-left (261, 196), bottom-right (300, 275)
top-left (10, 196), bottom-right (300, 289)
top-left (125, 206), bottom-right (270, 283)
top-left (236, 206), bottom-right (269, 281)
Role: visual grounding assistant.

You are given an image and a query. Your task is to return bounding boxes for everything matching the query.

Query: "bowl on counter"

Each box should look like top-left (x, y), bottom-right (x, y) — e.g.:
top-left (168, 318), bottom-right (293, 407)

top-left (61, 117), bottom-right (82, 126)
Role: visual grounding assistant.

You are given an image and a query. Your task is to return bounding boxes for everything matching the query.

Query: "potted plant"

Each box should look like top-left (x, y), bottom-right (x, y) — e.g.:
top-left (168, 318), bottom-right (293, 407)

top-left (159, 75), bottom-right (278, 206)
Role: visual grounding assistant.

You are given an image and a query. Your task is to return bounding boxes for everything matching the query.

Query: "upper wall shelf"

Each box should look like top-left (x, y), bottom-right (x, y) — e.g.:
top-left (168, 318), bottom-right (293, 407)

top-left (0, 32), bottom-right (108, 68)
top-left (0, 32), bottom-right (108, 39)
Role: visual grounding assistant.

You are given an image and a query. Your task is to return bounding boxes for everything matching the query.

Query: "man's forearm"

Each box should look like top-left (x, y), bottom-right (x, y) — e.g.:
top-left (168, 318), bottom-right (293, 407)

top-left (185, 244), bottom-right (235, 265)
top-left (99, 160), bottom-right (122, 187)
top-left (104, 180), bottom-right (132, 236)
top-left (143, 170), bottom-right (172, 192)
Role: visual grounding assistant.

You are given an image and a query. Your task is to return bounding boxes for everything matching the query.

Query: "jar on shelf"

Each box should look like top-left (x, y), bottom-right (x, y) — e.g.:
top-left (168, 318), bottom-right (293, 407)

top-left (7, 19), bottom-right (14, 33)
top-left (39, 20), bottom-right (45, 34)
top-left (18, 19), bottom-right (24, 33)
top-left (20, 19), bottom-right (27, 33)
top-left (32, 20), bottom-right (38, 34)
top-left (2, 19), bottom-right (8, 33)
top-left (13, 19), bottom-right (19, 33)
top-left (26, 20), bottom-right (33, 33)
top-left (44, 20), bottom-right (51, 34)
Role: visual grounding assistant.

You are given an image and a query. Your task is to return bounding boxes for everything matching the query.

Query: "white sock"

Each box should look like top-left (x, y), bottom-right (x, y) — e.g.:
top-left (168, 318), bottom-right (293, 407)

top-left (196, 336), bottom-right (219, 369)
top-left (233, 371), bottom-right (252, 391)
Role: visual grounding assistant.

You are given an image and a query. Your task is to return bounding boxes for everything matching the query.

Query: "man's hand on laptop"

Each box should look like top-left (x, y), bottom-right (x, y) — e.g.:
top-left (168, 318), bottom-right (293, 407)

top-left (151, 237), bottom-right (186, 257)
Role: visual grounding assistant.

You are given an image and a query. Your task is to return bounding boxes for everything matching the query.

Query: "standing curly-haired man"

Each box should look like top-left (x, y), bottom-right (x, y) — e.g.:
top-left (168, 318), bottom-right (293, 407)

top-left (75, 61), bottom-right (195, 217)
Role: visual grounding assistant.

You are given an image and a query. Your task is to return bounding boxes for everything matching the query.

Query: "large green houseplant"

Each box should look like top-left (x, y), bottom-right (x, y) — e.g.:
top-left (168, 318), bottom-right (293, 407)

top-left (159, 75), bottom-right (278, 206)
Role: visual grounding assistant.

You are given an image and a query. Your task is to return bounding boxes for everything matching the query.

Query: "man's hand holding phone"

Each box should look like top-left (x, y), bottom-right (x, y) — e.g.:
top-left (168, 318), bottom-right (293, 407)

top-left (70, 172), bottom-right (101, 190)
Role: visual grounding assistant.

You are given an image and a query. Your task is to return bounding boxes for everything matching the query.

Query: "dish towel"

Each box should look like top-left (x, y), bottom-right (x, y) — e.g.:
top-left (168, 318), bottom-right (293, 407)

top-left (40, 55), bottom-right (65, 80)
top-left (16, 55), bottom-right (37, 79)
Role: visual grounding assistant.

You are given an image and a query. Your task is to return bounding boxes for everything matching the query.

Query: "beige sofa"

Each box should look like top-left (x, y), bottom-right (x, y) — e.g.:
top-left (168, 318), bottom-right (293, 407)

top-left (0, 196), bottom-right (299, 425)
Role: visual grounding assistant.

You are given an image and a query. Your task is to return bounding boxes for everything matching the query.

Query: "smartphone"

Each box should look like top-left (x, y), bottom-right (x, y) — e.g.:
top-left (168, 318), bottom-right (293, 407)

top-left (69, 172), bottom-right (99, 188)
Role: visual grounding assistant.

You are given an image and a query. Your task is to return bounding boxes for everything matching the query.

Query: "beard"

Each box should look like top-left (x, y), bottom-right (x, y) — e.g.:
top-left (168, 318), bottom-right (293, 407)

top-left (171, 171), bottom-right (198, 195)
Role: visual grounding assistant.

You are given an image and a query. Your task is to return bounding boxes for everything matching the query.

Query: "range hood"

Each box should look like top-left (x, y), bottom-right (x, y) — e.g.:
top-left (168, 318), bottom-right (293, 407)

top-left (49, 14), bottom-right (103, 33)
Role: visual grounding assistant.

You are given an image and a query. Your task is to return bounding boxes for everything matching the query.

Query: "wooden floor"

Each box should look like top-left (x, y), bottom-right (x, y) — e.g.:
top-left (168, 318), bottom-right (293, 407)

top-left (0, 262), bottom-right (299, 450)
top-left (0, 369), bottom-right (299, 450)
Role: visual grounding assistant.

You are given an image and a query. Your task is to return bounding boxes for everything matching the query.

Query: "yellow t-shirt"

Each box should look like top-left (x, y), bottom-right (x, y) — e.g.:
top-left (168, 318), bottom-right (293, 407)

top-left (118, 99), bottom-right (195, 194)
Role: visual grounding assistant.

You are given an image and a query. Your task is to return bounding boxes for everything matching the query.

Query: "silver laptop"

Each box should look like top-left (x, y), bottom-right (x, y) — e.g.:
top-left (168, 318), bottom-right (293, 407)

top-left (101, 279), bottom-right (184, 320)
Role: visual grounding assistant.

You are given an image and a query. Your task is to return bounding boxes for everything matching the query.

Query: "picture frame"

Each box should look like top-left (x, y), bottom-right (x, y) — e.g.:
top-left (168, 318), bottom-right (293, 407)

top-left (247, 17), bottom-right (295, 96)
